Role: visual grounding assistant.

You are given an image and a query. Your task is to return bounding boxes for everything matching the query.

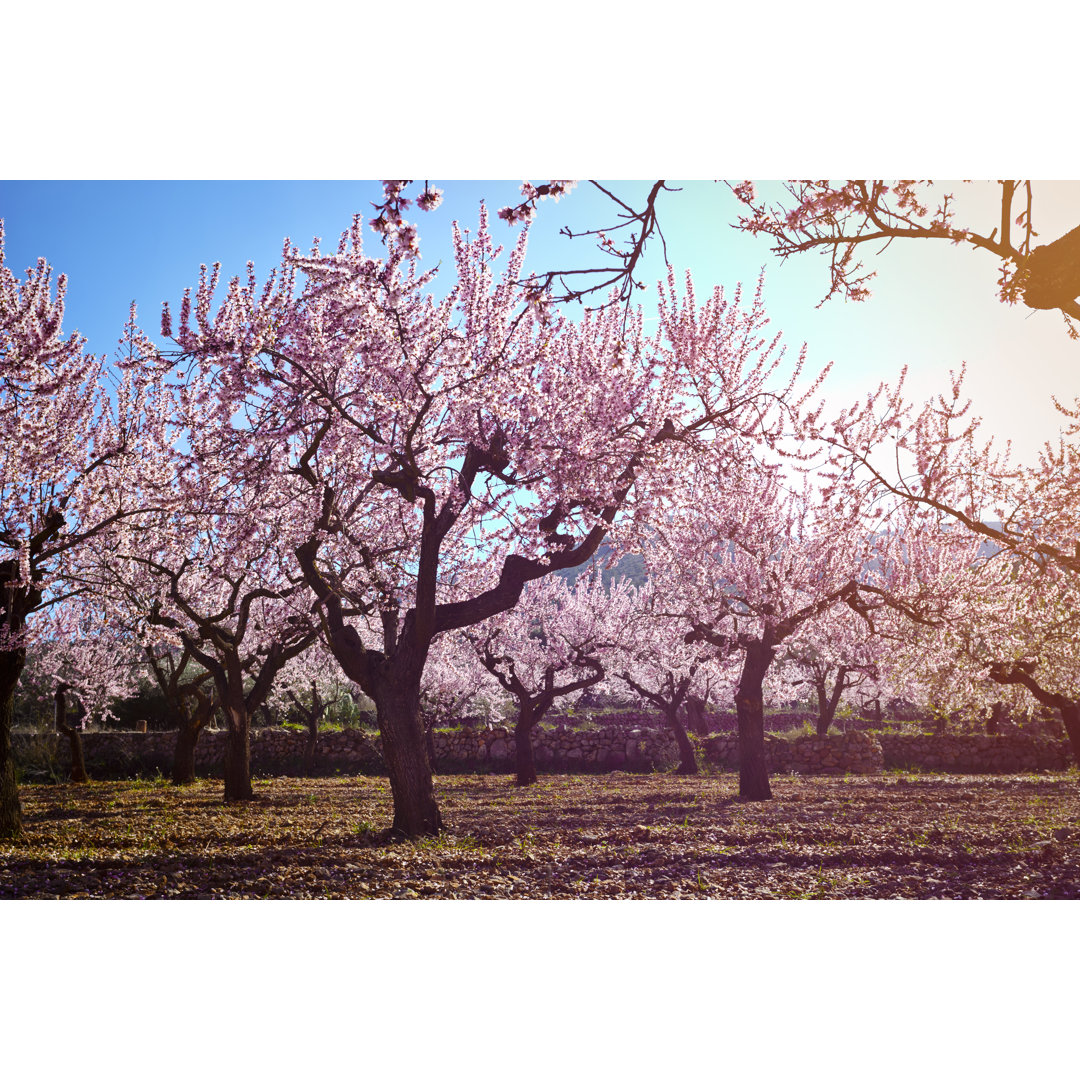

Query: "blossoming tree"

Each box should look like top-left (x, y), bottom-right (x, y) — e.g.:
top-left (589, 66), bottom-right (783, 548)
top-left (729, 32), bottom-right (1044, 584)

top-left (77, 353), bottom-right (324, 801)
top-left (604, 578), bottom-right (726, 775)
top-left (823, 364), bottom-right (1080, 757)
top-left (29, 599), bottom-right (143, 782)
top-left (776, 603), bottom-right (886, 735)
top-left (152, 199), bottom-right (816, 836)
top-left (0, 227), bottom-right (167, 837)
top-left (650, 450), bottom-right (966, 798)
top-left (466, 573), bottom-right (635, 784)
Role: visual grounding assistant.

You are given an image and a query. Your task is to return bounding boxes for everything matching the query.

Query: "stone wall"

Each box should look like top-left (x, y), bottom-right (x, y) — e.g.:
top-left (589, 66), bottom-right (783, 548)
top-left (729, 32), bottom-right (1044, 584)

top-left (702, 732), bottom-right (883, 775)
top-left (12, 726), bottom-right (1075, 780)
top-left (878, 733), bottom-right (1072, 773)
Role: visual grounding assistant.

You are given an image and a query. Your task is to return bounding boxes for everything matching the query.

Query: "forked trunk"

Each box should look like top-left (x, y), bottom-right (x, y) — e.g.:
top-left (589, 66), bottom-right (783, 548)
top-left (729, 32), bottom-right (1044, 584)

top-left (372, 678), bottom-right (441, 837)
top-left (664, 706), bottom-right (698, 775)
top-left (735, 642), bottom-right (773, 801)
top-left (0, 656), bottom-right (22, 839)
top-left (816, 667), bottom-right (848, 737)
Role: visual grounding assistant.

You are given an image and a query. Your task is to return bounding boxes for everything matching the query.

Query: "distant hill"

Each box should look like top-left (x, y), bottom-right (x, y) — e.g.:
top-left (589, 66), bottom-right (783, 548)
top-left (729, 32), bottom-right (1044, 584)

top-left (554, 545), bottom-right (647, 590)
top-left (552, 519), bottom-right (1005, 594)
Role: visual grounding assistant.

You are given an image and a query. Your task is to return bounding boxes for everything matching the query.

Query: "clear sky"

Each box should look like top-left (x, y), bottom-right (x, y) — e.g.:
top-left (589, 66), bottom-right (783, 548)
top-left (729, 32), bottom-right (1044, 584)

top-left (2, 179), bottom-right (1078, 465)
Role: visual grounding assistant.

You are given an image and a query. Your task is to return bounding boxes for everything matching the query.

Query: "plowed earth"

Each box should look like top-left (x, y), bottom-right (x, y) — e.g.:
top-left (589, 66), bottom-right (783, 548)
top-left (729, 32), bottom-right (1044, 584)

top-left (1, 772), bottom-right (1078, 899)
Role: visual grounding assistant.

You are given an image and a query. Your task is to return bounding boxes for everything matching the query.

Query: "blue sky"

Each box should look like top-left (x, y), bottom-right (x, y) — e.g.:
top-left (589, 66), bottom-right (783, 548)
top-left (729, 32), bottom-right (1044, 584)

top-left (2, 179), bottom-right (1078, 464)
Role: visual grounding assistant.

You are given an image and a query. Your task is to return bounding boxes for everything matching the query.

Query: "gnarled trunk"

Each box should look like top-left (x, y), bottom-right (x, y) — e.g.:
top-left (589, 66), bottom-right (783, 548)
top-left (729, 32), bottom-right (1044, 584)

top-left (815, 681), bottom-right (831, 737)
top-left (0, 652), bottom-right (22, 839)
top-left (735, 641), bottom-right (773, 801)
top-left (514, 719), bottom-right (538, 786)
top-left (371, 677), bottom-right (441, 837)
top-left (815, 667), bottom-right (848, 737)
top-left (172, 722), bottom-right (200, 785)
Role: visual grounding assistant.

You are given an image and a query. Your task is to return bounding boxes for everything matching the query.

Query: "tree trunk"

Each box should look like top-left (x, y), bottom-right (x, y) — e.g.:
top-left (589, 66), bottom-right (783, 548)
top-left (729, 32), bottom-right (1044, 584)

top-left (1023, 223), bottom-right (1080, 311)
top-left (55, 687), bottom-right (88, 784)
top-left (372, 677), bottom-right (441, 837)
top-left (684, 694), bottom-right (709, 736)
top-left (172, 721), bottom-right (200, 785)
top-left (172, 695), bottom-right (214, 786)
top-left (735, 642), bottom-right (773, 800)
top-left (66, 728), bottom-right (88, 783)
top-left (664, 706), bottom-right (698, 775)
top-left (1060, 703), bottom-right (1080, 768)
top-left (0, 652), bottom-right (22, 839)
top-left (424, 720), bottom-right (439, 777)
top-left (816, 668), bottom-right (848, 737)
top-left (304, 710), bottom-right (319, 777)
top-left (514, 708), bottom-right (539, 786)
top-left (815, 680), bottom-right (830, 737)
top-left (222, 697), bottom-right (252, 802)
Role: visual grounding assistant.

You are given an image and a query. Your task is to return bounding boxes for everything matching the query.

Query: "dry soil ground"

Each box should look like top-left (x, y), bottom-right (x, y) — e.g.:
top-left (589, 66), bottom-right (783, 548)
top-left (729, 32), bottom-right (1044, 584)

top-left (1, 771), bottom-right (1078, 899)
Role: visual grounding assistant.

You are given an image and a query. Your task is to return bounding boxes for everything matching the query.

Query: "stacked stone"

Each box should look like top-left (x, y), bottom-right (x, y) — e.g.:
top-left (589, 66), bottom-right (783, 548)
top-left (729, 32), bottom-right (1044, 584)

top-left (432, 725), bottom-right (679, 772)
top-left (701, 732), bottom-right (883, 774)
top-left (879, 733), bottom-right (1071, 773)
top-left (13, 725), bottom-right (1073, 778)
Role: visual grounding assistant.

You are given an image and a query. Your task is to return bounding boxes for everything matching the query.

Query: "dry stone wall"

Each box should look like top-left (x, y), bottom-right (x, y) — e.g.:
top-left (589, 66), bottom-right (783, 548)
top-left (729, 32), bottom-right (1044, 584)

top-left (12, 726), bottom-right (1074, 780)
top-left (878, 733), bottom-right (1071, 773)
top-left (702, 732), bottom-right (883, 775)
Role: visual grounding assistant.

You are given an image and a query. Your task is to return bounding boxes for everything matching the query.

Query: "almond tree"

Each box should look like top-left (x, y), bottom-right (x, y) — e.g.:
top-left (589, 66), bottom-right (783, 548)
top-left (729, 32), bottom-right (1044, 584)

top-left (142, 641), bottom-right (218, 784)
top-left (729, 181), bottom-right (1080, 333)
top-left (267, 639), bottom-right (355, 775)
top-left (825, 365), bottom-right (1080, 759)
top-left (465, 574), bottom-right (634, 785)
top-left (87, 503), bottom-right (320, 801)
top-left (77, 369), bottom-right (324, 801)
top-left (777, 604), bottom-right (885, 735)
top-left (649, 456), bottom-right (945, 799)
top-left (30, 599), bottom-right (144, 782)
top-left (152, 198), bottom-right (817, 836)
top-left (606, 578), bottom-right (726, 775)
top-left (0, 226), bottom-right (167, 837)
top-left (154, 196), bottom-right (816, 833)
top-left (419, 632), bottom-right (499, 768)
top-left (895, 548), bottom-right (1080, 753)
